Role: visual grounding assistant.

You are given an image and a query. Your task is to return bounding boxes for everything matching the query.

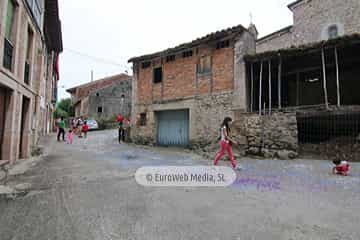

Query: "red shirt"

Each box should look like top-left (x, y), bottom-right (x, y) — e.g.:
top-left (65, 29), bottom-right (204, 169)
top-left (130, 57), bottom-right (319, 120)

top-left (82, 124), bottom-right (89, 132)
top-left (116, 115), bottom-right (124, 122)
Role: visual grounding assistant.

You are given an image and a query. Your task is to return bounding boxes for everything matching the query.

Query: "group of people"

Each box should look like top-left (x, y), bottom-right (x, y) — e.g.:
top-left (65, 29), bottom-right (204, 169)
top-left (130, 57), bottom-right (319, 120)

top-left (56, 116), bottom-right (89, 144)
top-left (214, 116), bottom-right (351, 176)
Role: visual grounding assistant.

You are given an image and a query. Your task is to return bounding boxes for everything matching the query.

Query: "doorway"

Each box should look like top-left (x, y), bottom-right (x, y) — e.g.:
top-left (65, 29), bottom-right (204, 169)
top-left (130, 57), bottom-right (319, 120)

top-left (19, 96), bottom-right (30, 159)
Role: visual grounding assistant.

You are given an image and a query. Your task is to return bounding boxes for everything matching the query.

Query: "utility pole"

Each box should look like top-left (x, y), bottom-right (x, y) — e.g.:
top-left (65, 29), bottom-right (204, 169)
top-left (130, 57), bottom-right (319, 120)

top-left (91, 70), bottom-right (94, 82)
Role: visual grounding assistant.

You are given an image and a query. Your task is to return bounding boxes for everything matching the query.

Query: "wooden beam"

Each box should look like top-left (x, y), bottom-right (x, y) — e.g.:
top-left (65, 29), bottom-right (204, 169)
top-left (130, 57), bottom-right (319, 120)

top-left (268, 60), bottom-right (272, 115)
top-left (250, 63), bottom-right (254, 112)
top-left (335, 47), bottom-right (341, 107)
top-left (321, 48), bottom-right (329, 109)
top-left (278, 56), bottom-right (282, 109)
top-left (259, 61), bottom-right (263, 115)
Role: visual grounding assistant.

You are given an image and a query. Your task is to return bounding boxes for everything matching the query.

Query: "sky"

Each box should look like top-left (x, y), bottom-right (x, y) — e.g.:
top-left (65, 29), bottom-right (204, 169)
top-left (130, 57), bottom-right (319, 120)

top-left (58, 0), bottom-right (294, 100)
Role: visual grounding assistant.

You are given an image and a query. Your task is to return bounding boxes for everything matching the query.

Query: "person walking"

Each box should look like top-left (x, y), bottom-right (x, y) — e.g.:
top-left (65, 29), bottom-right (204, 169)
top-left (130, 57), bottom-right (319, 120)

top-left (57, 116), bottom-right (66, 142)
top-left (82, 121), bottom-right (89, 138)
top-left (117, 114), bottom-right (125, 143)
top-left (213, 117), bottom-right (242, 170)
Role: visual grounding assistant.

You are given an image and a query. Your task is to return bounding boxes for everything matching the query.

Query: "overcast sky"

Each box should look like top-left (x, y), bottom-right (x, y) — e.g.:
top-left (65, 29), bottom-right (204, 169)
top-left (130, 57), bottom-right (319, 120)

top-left (58, 0), bottom-right (294, 100)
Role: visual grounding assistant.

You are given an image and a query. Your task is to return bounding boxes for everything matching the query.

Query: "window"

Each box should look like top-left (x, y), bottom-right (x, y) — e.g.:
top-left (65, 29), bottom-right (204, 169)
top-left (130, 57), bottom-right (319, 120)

top-left (216, 40), bottom-right (230, 49)
top-left (26, 0), bottom-right (42, 28)
top-left (5, 0), bottom-right (15, 41)
top-left (3, 0), bottom-right (16, 71)
top-left (153, 67), bottom-right (163, 83)
top-left (197, 56), bottom-right (211, 75)
top-left (166, 55), bottom-right (175, 62)
top-left (140, 113), bottom-right (147, 126)
top-left (97, 106), bottom-right (103, 113)
top-left (182, 50), bottom-right (193, 58)
top-left (24, 27), bottom-right (34, 84)
top-left (328, 25), bottom-right (338, 39)
top-left (142, 61), bottom-right (151, 69)
top-left (96, 92), bottom-right (99, 97)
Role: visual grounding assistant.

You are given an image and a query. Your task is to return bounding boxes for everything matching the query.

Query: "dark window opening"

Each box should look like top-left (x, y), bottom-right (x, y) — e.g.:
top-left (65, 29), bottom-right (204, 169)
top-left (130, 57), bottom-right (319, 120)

top-left (216, 40), bottom-right (230, 49)
top-left (328, 25), bottom-right (338, 39)
top-left (197, 56), bottom-right (212, 75)
top-left (142, 61), bottom-right (151, 69)
top-left (24, 27), bottom-right (33, 85)
top-left (96, 92), bottom-right (99, 97)
top-left (140, 113), bottom-right (147, 126)
top-left (153, 67), bottom-right (163, 83)
top-left (97, 106), bottom-right (103, 113)
top-left (166, 55), bottom-right (175, 62)
top-left (3, 38), bottom-right (13, 71)
top-left (182, 50), bottom-right (193, 58)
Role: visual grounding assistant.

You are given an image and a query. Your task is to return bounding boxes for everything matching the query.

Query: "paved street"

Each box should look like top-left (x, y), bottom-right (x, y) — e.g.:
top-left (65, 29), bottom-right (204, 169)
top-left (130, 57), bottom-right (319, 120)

top-left (1, 130), bottom-right (360, 240)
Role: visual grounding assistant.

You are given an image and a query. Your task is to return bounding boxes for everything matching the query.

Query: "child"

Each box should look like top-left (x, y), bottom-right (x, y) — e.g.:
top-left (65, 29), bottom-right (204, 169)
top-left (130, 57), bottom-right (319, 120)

top-left (82, 121), bottom-right (89, 138)
top-left (213, 117), bottom-right (242, 170)
top-left (67, 129), bottom-right (73, 144)
top-left (332, 160), bottom-right (350, 176)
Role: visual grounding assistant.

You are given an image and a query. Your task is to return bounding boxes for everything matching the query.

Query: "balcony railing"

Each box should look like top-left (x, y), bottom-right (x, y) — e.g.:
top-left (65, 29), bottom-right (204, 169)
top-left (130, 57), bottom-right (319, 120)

top-left (24, 61), bottom-right (31, 84)
top-left (3, 38), bottom-right (13, 71)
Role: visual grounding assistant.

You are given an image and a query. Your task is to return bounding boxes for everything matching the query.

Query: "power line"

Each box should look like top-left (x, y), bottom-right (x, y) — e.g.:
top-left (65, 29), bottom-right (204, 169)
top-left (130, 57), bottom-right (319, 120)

top-left (64, 48), bottom-right (131, 69)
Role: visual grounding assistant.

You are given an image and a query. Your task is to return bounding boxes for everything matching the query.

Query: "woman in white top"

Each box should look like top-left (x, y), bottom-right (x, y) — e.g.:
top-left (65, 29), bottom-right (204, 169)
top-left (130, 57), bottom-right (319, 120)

top-left (213, 117), bottom-right (242, 170)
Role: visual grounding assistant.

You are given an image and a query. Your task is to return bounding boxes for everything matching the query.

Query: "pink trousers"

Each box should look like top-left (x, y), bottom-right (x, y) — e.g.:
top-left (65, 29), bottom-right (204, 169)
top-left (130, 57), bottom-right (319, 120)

top-left (67, 133), bottom-right (73, 144)
top-left (214, 140), bottom-right (237, 168)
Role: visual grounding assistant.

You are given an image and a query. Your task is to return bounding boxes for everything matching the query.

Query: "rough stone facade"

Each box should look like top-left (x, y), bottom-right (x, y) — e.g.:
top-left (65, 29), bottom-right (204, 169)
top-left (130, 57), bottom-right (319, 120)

top-left (256, 0), bottom-right (360, 53)
top-left (67, 74), bottom-right (132, 118)
top-left (88, 79), bottom-right (132, 120)
top-left (129, 27), bottom-right (256, 146)
top-left (256, 28), bottom-right (293, 53)
top-left (234, 112), bottom-right (298, 159)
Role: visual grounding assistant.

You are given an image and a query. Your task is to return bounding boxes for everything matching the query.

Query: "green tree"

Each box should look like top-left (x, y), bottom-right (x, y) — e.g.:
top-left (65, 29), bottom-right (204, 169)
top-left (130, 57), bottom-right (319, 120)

top-left (54, 98), bottom-right (75, 118)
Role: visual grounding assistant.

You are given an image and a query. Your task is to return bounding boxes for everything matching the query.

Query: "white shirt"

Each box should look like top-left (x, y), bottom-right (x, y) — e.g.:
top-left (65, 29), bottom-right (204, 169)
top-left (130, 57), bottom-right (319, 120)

top-left (221, 126), bottom-right (228, 142)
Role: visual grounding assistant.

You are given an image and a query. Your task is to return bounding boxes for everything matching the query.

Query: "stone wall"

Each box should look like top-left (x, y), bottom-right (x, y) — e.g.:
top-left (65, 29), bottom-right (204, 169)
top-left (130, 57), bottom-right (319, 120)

top-left (256, 0), bottom-right (360, 53)
top-left (234, 112), bottom-right (299, 159)
top-left (256, 30), bottom-right (293, 53)
top-left (88, 79), bottom-right (132, 120)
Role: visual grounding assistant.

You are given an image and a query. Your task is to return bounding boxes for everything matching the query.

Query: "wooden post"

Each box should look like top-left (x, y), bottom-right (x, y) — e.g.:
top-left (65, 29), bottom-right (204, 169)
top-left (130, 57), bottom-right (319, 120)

top-left (278, 56), bottom-right (282, 109)
top-left (250, 63), bottom-right (254, 112)
top-left (321, 48), bottom-right (329, 109)
top-left (268, 60), bottom-right (272, 115)
top-left (335, 47), bottom-right (340, 107)
top-left (259, 61), bottom-right (263, 115)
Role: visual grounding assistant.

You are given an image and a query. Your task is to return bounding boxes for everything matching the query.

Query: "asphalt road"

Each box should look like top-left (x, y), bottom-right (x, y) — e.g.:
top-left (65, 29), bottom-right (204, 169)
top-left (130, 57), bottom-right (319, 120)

top-left (1, 130), bottom-right (360, 240)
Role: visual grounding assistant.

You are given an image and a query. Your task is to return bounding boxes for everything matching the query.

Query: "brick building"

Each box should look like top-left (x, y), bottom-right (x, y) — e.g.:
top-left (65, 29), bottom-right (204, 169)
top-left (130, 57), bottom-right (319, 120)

top-left (66, 73), bottom-right (132, 119)
top-left (0, 0), bottom-right (62, 163)
top-left (128, 25), bottom-right (256, 146)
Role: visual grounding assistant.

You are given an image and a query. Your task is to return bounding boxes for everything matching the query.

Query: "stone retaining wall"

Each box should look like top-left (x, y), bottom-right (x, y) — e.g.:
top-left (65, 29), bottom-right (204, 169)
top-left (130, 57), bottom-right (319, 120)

top-left (234, 112), bottom-right (299, 159)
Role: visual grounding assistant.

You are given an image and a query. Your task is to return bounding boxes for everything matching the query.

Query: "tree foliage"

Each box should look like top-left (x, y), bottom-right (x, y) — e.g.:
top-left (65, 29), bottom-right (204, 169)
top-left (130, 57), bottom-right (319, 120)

top-left (54, 98), bottom-right (75, 119)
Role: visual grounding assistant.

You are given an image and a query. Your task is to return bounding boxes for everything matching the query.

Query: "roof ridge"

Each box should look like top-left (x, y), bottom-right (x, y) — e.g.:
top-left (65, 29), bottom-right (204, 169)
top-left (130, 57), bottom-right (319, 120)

top-left (66, 73), bottom-right (131, 92)
top-left (128, 24), bottom-right (246, 62)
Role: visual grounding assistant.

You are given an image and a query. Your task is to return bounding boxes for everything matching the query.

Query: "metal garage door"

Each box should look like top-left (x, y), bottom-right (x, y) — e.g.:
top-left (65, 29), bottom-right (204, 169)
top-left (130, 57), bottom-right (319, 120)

top-left (157, 110), bottom-right (189, 146)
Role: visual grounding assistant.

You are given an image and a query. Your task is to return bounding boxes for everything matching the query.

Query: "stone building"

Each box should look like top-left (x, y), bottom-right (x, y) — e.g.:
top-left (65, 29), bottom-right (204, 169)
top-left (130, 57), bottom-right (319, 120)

top-left (0, 0), bottom-right (63, 163)
top-left (239, 0), bottom-right (360, 159)
top-left (66, 73), bottom-right (132, 119)
top-left (128, 25), bottom-right (256, 146)
top-left (257, 0), bottom-right (360, 53)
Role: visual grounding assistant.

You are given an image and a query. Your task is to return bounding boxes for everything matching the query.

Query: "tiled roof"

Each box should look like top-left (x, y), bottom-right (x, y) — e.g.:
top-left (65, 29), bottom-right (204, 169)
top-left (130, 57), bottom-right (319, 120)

top-left (128, 24), bottom-right (246, 63)
top-left (66, 73), bottom-right (131, 93)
